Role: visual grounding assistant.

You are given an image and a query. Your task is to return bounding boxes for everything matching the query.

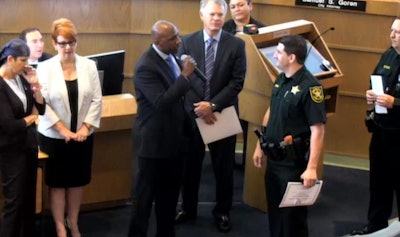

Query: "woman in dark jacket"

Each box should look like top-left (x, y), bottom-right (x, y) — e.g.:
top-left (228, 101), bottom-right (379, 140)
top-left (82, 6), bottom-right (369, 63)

top-left (0, 38), bottom-right (45, 237)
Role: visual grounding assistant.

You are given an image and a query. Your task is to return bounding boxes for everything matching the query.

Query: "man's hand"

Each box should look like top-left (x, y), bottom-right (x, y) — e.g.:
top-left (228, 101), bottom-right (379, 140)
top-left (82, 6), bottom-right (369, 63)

top-left (194, 101), bottom-right (217, 124)
top-left (181, 55), bottom-right (196, 79)
top-left (375, 93), bottom-right (395, 109)
top-left (300, 168), bottom-right (318, 188)
top-left (252, 144), bottom-right (265, 168)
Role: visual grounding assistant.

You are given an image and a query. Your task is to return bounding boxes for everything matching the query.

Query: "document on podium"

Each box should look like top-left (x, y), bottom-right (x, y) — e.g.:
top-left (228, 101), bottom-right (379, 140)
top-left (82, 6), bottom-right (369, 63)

top-left (370, 75), bottom-right (388, 114)
top-left (195, 105), bottom-right (243, 144)
top-left (279, 181), bottom-right (323, 208)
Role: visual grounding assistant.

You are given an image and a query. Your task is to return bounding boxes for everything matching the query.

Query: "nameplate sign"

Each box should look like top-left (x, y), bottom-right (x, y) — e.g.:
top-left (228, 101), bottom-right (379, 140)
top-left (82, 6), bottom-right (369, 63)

top-left (295, 0), bottom-right (366, 12)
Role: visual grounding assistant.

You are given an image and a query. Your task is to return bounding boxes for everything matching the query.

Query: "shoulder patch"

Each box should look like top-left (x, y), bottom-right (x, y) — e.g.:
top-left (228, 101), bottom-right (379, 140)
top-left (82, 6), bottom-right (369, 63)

top-left (309, 86), bottom-right (324, 103)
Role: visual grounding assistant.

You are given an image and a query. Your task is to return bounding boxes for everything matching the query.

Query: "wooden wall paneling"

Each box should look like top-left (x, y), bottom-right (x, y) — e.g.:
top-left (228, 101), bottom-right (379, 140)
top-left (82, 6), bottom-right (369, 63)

top-left (325, 95), bottom-right (371, 158)
top-left (331, 49), bottom-right (381, 94)
top-left (0, 0), bottom-right (131, 34)
top-left (73, 34), bottom-right (133, 72)
top-left (131, 0), bottom-right (202, 35)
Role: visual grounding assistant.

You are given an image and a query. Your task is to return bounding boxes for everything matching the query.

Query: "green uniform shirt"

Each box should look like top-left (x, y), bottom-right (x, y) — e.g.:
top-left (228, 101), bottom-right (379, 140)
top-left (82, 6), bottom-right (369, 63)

top-left (265, 66), bottom-right (326, 144)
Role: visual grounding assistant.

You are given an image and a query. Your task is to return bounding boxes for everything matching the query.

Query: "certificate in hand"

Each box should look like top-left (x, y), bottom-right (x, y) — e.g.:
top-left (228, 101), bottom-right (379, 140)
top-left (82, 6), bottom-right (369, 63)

top-left (279, 181), bottom-right (323, 208)
top-left (370, 75), bottom-right (388, 114)
top-left (195, 105), bottom-right (243, 144)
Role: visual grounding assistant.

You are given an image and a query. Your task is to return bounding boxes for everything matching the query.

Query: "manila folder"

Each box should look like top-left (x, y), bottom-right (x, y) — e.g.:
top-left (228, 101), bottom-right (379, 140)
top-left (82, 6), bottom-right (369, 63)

top-left (195, 105), bottom-right (243, 144)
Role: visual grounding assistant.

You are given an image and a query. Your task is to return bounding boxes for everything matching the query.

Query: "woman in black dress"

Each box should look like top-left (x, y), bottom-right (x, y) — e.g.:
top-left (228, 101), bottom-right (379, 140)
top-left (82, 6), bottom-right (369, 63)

top-left (37, 18), bottom-right (102, 237)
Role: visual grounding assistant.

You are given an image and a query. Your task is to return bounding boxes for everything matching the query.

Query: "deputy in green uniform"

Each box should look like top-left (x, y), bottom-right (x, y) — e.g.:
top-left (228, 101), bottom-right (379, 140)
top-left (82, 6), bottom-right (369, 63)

top-left (252, 35), bottom-right (326, 237)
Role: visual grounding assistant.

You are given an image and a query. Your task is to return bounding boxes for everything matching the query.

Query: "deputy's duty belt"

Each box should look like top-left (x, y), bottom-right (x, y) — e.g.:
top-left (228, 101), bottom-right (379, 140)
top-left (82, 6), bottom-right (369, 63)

top-left (254, 129), bottom-right (310, 161)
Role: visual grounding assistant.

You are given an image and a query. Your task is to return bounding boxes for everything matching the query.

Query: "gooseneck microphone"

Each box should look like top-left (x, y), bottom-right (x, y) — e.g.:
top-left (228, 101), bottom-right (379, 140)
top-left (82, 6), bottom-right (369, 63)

top-left (310, 27), bottom-right (335, 45)
top-left (306, 27), bottom-right (335, 60)
top-left (306, 27), bottom-right (336, 72)
top-left (180, 54), bottom-right (206, 82)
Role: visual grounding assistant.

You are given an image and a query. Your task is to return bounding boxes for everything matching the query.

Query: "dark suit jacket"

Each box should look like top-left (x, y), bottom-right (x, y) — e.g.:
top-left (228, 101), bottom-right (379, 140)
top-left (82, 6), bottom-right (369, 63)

top-left (178, 30), bottom-right (246, 115)
top-left (223, 17), bottom-right (266, 35)
top-left (133, 46), bottom-right (192, 158)
top-left (0, 76), bottom-right (46, 152)
top-left (39, 52), bottom-right (53, 62)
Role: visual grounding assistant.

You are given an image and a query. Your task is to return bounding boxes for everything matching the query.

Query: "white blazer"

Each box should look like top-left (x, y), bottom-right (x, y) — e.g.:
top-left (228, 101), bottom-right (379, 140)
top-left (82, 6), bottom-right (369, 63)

top-left (37, 54), bottom-right (102, 139)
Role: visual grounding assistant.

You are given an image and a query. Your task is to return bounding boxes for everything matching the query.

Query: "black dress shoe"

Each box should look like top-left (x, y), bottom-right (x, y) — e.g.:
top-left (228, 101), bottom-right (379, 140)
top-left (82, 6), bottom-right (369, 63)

top-left (212, 210), bottom-right (232, 233)
top-left (350, 224), bottom-right (388, 235)
top-left (174, 210), bottom-right (196, 224)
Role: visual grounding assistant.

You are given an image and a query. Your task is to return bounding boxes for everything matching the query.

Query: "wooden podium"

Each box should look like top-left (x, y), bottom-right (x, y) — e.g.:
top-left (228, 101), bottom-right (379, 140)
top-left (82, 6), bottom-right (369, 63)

top-left (237, 19), bottom-right (344, 212)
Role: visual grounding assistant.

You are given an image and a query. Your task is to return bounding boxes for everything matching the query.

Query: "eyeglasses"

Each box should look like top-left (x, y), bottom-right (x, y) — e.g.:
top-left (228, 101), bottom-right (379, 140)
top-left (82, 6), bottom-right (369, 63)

top-left (56, 40), bottom-right (77, 48)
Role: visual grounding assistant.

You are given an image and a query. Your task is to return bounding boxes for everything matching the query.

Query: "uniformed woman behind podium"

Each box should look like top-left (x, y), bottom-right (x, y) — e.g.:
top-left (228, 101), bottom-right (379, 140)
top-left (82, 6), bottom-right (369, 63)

top-left (0, 38), bottom-right (45, 237)
top-left (37, 18), bottom-right (102, 237)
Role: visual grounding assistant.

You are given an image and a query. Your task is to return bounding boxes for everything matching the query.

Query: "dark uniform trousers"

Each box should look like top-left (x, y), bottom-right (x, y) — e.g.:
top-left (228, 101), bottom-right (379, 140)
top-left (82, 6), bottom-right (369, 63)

top-left (265, 158), bottom-right (308, 237)
top-left (180, 128), bottom-right (236, 216)
top-left (0, 148), bottom-right (38, 237)
top-left (368, 128), bottom-right (400, 226)
top-left (128, 156), bottom-right (182, 237)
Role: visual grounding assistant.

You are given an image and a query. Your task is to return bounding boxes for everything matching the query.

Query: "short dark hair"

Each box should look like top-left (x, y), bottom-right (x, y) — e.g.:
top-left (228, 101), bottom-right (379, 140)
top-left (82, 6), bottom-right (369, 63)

top-left (19, 27), bottom-right (41, 42)
top-left (279, 35), bottom-right (307, 65)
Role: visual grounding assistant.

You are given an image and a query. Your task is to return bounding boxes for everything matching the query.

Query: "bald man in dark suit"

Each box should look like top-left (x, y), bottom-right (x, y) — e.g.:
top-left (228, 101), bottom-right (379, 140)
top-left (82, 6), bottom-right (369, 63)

top-left (127, 20), bottom-right (197, 237)
top-left (175, 0), bottom-right (246, 233)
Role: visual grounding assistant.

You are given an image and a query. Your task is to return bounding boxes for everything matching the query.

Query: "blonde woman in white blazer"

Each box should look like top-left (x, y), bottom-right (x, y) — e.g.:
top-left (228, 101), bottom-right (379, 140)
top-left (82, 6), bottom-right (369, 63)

top-left (37, 18), bottom-right (102, 237)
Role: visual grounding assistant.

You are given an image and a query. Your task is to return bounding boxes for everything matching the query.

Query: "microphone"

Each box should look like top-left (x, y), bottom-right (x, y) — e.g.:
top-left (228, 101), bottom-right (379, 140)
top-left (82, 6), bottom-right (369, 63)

top-left (306, 27), bottom-right (335, 59)
top-left (180, 54), bottom-right (206, 82)
top-left (306, 27), bottom-right (335, 70)
top-left (310, 27), bottom-right (335, 45)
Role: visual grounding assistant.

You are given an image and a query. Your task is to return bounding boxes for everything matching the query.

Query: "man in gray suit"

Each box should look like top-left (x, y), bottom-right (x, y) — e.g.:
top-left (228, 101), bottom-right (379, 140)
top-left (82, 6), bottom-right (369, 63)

top-left (175, 0), bottom-right (246, 233)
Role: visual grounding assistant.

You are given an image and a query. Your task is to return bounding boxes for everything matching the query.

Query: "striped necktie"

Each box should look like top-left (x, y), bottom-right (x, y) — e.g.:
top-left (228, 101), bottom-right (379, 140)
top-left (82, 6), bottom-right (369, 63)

top-left (166, 54), bottom-right (179, 79)
top-left (204, 38), bottom-right (215, 101)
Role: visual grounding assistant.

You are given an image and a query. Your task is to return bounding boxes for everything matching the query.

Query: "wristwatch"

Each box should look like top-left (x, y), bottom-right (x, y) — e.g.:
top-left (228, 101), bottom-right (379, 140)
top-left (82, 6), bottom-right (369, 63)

top-left (209, 102), bottom-right (217, 112)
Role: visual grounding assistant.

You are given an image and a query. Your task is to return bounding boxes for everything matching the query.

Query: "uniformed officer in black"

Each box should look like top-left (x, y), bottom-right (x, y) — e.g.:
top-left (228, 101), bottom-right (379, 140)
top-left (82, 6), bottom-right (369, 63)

top-left (351, 17), bottom-right (400, 236)
top-left (252, 35), bottom-right (326, 237)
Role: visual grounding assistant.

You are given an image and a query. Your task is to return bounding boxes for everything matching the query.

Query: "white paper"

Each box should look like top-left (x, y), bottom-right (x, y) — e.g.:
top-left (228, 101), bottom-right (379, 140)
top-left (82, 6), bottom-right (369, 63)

top-left (279, 181), bottom-right (323, 208)
top-left (195, 106), bottom-right (243, 144)
top-left (370, 75), bottom-right (388, 114)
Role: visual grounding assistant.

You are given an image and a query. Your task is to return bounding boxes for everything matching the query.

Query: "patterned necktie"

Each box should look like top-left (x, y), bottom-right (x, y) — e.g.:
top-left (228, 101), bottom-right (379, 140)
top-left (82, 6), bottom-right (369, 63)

top-left (204, 38), bottom-right (215, 101)
top-left (166, 54), bottom-right (179, 79)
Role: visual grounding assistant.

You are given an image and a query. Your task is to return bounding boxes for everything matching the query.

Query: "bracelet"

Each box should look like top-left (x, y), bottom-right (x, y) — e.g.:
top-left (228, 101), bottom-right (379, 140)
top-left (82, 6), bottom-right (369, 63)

top-left (30, 83), bottom-right (42, 91)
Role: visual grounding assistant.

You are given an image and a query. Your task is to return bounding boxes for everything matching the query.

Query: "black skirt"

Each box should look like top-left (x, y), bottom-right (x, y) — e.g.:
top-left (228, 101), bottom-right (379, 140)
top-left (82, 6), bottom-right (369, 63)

top-left (39, 133), bottom-right (94, 188)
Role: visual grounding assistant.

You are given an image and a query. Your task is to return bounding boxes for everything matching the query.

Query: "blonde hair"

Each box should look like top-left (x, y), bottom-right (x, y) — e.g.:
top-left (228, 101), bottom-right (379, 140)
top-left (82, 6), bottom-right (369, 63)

top-left (51, 18), bottom-right (77, 42)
